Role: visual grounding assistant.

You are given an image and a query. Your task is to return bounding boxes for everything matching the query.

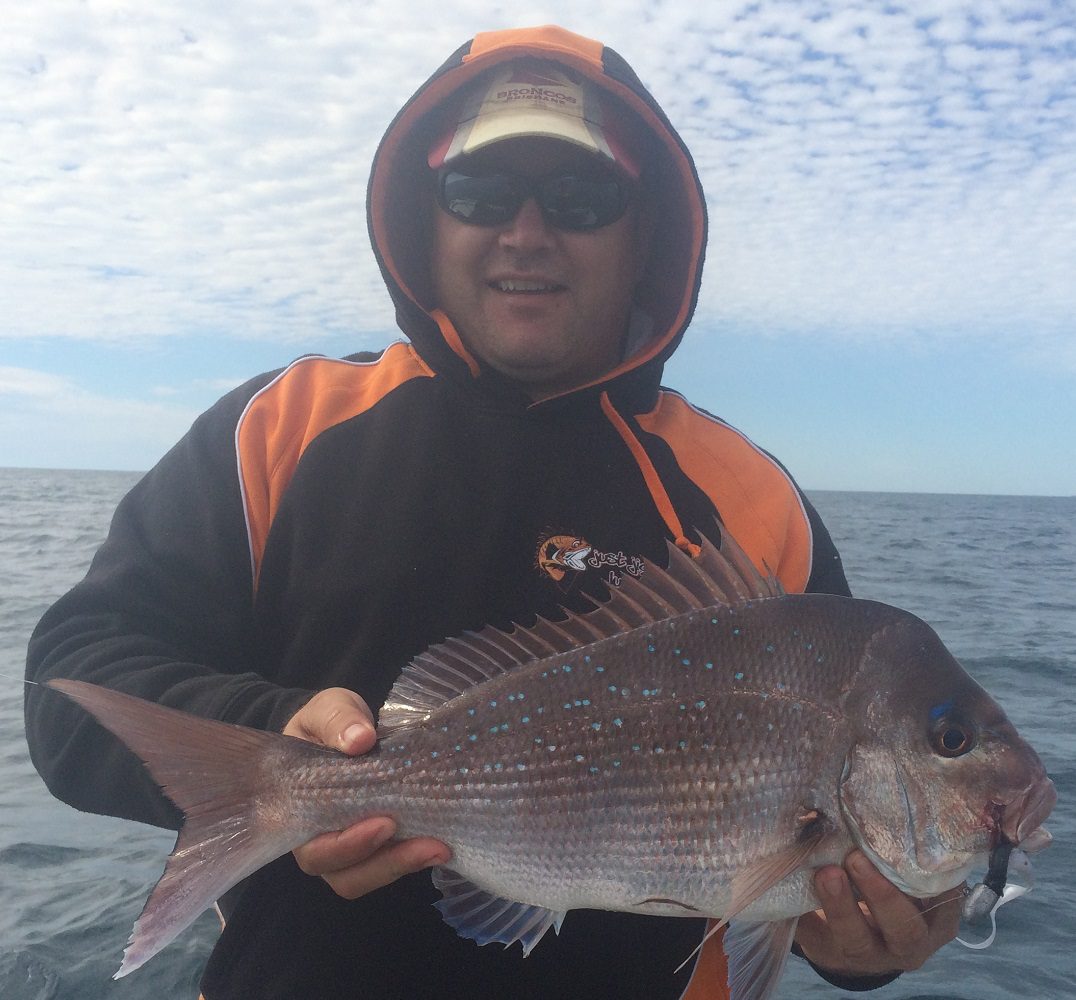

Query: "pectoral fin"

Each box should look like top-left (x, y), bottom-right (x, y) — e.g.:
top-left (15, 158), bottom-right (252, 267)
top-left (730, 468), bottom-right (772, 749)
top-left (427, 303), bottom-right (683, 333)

top-left (726, 811), bottom-right (835, 919)
top-left (725, 917), bottom-right (799, 1000)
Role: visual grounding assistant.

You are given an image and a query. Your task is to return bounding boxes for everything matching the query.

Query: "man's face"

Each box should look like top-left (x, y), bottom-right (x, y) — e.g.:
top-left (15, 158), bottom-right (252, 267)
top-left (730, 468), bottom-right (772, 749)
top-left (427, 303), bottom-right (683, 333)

top-left (430, 138), bottom-right (649, 399)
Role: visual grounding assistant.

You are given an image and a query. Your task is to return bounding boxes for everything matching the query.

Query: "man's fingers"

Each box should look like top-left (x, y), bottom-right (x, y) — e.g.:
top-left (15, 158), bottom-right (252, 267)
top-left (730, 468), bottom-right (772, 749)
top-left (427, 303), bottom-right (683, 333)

top-left (283, 687), bottom-right (376, 754)
top-left (294, 816), bottom-right (396, 876)
top-left (293, 816), bottom-right (452, 900)
top-left (813, 863), bottom-right (887, 969)
top-left (846, 851), bottom-right (953, 969)
top-left (322, 837), bottom-right (452, 900)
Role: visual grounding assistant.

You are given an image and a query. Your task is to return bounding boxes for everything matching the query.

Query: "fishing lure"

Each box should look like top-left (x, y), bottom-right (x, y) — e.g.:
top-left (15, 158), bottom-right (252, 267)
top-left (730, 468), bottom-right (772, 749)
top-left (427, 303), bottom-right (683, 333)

top-left (956, 842), bottom-right (1033, 949)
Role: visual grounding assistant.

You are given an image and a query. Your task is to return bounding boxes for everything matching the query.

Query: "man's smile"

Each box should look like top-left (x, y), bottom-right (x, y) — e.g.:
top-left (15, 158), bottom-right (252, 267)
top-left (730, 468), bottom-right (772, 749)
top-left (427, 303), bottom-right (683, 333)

top-left (489, 278), bottom-right (568, 294)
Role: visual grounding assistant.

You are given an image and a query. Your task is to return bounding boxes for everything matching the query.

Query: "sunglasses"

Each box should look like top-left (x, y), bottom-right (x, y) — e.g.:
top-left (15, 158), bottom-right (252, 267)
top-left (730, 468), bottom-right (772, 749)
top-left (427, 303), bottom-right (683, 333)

top-left (436, 167), bottom-right (631, 232)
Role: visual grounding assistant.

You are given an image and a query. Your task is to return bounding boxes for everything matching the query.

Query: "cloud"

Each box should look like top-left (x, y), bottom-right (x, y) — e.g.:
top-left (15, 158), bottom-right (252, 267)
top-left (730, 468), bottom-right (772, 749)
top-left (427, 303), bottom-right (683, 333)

top-left (1, 0), bottom-right (1073, 376)
top-left (0, 366), bottom-right (199, 470)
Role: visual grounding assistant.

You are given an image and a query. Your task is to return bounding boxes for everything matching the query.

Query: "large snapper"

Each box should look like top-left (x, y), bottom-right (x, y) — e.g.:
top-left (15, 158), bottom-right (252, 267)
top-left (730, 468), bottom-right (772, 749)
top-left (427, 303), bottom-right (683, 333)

top-left (46, 532), bottom-right (1055, 999)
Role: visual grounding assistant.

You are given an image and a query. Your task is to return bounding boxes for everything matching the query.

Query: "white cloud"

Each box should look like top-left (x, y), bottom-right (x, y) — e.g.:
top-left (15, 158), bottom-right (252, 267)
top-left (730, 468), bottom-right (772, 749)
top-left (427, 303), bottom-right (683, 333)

top-left (0, 366), bottom-right (199, 470)
top-left (0, 0), bottom-right (1073, 377)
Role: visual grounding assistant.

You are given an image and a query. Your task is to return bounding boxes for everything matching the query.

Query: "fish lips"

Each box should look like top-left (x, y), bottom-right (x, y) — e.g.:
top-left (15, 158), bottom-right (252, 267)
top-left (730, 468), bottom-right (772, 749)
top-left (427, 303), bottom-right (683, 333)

top-left (1000, 777), bottom-right (1057, 847)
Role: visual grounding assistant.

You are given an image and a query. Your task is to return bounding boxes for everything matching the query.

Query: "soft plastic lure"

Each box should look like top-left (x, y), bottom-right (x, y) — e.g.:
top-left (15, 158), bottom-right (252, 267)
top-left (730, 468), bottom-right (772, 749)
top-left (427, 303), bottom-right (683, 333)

top-left (956, 843), bottom-right (1033, 949)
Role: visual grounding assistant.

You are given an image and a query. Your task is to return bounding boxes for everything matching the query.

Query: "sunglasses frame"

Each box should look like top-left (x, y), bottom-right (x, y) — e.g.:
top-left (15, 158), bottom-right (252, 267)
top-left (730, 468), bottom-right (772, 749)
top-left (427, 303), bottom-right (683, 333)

top-left (435, 166), bottom-right (632, 233)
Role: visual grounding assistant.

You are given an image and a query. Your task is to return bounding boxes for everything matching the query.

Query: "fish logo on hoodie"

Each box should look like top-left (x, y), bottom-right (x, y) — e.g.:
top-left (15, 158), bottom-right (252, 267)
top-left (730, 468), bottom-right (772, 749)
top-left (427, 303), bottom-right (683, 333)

top-left (536, 533), bottom-right (645, 588)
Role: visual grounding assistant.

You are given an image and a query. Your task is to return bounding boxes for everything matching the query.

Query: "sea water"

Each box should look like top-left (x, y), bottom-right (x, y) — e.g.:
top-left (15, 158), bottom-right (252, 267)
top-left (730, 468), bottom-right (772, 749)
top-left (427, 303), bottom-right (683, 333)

top-left (1, 468), bottom-right (1073, 998)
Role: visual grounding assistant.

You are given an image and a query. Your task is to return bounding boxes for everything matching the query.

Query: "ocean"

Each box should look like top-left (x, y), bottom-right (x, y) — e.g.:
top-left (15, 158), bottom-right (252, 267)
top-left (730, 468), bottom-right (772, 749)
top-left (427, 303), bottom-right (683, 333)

top-left (1, 467), bottom-right (1073, 999)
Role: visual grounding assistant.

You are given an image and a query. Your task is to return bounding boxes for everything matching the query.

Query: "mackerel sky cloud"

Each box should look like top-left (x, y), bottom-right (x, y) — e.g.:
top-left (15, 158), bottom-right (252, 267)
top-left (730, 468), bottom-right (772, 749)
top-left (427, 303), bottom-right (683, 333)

top-left (2, 1), bottom-right (1074, 492)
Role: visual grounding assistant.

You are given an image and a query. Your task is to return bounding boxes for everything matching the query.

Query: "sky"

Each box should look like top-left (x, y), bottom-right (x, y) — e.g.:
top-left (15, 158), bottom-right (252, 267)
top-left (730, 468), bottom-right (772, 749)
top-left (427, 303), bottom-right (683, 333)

top-left (2, 1), bottom-right (1074, 495)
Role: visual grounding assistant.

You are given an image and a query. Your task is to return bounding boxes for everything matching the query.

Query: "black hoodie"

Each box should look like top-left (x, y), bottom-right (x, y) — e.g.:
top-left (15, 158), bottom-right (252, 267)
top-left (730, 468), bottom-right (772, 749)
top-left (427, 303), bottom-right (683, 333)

top-left (26, 25), bottom-right (871, 1000)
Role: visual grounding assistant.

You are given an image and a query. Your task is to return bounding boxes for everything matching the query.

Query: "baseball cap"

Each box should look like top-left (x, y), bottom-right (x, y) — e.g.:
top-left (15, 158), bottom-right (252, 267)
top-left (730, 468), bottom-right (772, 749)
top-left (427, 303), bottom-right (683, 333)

top-left (427, 60), bottom-right (642, 179)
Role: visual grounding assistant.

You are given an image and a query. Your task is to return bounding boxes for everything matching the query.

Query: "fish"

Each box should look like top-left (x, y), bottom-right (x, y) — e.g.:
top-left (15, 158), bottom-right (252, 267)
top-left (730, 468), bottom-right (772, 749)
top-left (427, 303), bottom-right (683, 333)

top-left (46, 530), bottom-right (1056, 999)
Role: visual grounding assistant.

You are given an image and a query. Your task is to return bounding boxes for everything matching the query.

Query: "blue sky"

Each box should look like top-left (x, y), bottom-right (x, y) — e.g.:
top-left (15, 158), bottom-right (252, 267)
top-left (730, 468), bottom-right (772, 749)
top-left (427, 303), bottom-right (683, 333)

top-left (2, 1), bottom-right (1074, 495)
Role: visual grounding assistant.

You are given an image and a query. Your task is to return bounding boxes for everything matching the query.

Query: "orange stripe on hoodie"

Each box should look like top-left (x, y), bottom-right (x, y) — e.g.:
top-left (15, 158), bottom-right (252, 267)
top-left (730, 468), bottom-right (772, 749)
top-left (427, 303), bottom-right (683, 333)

top-left (680, 923), bottom-right (730, 1000)
top-left (637, 392), bottom-right (813, 593)
top-left (235, 345), bottom-right (434, 587)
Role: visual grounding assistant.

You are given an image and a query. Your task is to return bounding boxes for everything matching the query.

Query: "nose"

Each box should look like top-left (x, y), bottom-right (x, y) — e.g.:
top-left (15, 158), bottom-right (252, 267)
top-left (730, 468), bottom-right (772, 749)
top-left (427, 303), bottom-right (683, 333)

top-left (498, 197), bottom-right (556, 252)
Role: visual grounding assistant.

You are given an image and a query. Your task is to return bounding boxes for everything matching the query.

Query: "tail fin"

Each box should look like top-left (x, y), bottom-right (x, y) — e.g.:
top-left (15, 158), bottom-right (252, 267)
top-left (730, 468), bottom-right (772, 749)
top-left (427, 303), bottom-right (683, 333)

top-left (47, 679), bottom-right (331, 977)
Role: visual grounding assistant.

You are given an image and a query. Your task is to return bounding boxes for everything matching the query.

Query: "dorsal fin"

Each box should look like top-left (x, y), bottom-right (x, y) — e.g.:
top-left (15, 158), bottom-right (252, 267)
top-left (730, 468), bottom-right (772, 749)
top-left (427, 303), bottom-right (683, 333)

top-left (377, 529), bottom-right (782, 736)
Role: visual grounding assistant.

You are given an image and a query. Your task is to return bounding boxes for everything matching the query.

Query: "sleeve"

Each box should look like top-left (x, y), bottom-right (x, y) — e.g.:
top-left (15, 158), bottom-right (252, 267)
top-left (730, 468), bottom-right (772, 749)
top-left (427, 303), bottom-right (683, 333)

top-left (24, 377), bottom-right (315, 831)
top-left (801, 494), bottom-right (852, 597)
top-left (791, 943), bottom-right (901, 991)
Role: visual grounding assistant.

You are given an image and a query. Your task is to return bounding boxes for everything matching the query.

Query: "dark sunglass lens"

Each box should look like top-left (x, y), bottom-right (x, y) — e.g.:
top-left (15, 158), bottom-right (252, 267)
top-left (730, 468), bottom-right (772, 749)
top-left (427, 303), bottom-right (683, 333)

top-left (539, 175), bottom-right (626, 231)
top-left (439, 173), bottom-right (523, 225)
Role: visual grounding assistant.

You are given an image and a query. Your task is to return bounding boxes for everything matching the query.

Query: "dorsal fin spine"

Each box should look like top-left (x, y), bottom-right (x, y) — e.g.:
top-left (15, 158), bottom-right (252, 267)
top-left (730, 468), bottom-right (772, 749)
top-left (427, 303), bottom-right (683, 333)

top-left (377, 530), bottom-right (783, 737)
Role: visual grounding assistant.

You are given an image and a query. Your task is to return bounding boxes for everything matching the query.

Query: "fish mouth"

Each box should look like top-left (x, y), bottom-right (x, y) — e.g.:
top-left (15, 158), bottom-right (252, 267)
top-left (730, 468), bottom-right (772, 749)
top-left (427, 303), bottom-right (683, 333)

top-left (999, 778), bottom-right (1057, 847)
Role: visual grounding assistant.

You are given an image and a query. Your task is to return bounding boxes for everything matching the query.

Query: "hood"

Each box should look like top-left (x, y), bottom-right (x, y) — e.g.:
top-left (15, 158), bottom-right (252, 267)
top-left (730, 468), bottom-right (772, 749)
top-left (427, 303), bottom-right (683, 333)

top-left (366, 25), bottom-right (707, 406)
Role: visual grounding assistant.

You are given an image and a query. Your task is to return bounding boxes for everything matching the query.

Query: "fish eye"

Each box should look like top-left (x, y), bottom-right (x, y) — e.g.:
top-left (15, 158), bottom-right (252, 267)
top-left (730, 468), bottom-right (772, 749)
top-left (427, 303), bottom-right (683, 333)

top-left (931, 718), bottom-right (976, 757)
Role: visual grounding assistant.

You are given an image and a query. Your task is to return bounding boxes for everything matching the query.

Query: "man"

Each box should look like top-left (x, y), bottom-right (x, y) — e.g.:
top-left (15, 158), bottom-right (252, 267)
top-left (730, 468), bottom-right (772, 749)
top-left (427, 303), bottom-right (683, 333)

top-left (25, 25), bottom-right (959, 999)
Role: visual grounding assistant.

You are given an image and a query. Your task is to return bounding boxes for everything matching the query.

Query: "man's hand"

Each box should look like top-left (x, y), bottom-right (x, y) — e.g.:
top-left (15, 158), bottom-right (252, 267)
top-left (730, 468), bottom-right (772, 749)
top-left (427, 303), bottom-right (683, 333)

top-left (794, 850), bottom-right (963, 977)
top-left (283, 687), bottom-right (451, 899)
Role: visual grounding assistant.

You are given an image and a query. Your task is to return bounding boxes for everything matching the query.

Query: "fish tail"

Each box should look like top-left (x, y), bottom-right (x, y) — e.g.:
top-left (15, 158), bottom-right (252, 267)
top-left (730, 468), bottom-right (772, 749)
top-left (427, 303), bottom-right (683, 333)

top-left (46, 679), bottom-right (328, 978)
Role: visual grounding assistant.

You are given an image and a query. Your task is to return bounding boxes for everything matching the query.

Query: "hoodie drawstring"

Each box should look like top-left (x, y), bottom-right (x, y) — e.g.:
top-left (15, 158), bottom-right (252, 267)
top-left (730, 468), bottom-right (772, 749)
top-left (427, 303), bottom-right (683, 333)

top-left (600, 392), bottom-right (702, 559)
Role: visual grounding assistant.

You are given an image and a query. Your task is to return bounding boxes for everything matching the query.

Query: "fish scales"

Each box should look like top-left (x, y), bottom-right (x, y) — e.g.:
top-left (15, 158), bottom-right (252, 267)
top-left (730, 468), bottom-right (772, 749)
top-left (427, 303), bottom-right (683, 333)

top-left (42, 532), bottom-right (1056, 998)
top-left (275, 596), bottom-right (891, 917)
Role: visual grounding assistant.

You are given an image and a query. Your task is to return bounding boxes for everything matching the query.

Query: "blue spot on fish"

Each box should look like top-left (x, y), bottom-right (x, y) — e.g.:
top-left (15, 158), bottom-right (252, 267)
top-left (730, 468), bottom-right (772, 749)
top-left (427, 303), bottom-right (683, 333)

top-left (734, 671), bottom-right (744, 681)
top-left (930, 701), bottom-right (954, 721)
top-left (591, 722), bottom-right (602, 731)
top-left (589, 766), bottom-right (600, 774)
top-left (521, 715), bottom-right (530, 724)
top-left (705, 662), bottom-right (713, 670)
top-left (612, 718), bottom-right (623, 727)
top-left (467, 708), bottom-right (476, 716)
top-left (575, 754), bottom-right (585, 762)
top-left (695, 700), bottom-right (707, 710)
top-left (489, 700), bottom-right (497, 708)
top-left (678, 740), bottom-right (688, 750)
top-left (468, 734), bottom-right (477, 742)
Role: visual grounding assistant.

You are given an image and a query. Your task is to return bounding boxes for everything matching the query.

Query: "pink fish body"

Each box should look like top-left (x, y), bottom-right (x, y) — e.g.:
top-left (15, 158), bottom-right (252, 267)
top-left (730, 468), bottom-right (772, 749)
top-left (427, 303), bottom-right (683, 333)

top-left (47, 533), bottom-right (1055, 999)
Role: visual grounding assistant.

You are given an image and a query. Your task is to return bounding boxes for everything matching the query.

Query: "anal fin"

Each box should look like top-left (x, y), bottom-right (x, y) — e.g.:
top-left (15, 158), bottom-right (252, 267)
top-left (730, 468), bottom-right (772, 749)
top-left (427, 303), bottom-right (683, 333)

top-left (431, 868), bottom-right (566, 957)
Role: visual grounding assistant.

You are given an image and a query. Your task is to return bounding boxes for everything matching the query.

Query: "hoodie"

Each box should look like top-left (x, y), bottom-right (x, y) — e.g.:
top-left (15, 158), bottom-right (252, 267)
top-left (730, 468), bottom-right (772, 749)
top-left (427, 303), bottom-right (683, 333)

top-left (26, 25), bottom-right (869, 1000)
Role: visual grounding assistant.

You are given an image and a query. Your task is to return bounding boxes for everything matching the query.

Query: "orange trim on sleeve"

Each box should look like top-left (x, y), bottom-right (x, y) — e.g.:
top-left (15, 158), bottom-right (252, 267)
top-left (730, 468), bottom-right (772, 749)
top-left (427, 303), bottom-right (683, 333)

top-left (680, 922), bottom-right (730, 1000)
top-left (636, 392), bottom-right (813, 593)
top-left (600, 393), bottom-right (700, 558)
top-left (236, 345), bottom-right (434, 587)
top-left (466, 26), bottom-right (605, 69)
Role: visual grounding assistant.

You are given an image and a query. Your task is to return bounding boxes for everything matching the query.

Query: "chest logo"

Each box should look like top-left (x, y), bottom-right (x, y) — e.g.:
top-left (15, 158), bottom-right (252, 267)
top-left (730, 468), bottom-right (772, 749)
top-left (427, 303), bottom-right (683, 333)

top-left (536, 533), bottom-right (645, 588)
